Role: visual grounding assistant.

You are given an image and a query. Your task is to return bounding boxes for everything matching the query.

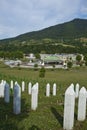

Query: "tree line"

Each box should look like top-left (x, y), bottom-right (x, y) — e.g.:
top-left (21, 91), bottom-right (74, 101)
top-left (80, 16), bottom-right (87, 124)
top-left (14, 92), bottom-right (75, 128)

top-left (0, 51), bottom-right (23, 59)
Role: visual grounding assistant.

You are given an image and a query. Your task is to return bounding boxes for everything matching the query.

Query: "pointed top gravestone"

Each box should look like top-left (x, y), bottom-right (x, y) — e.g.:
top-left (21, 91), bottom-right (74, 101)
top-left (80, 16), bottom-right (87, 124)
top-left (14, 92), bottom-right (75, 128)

top-left (35, 82), bottom-right (39, 94)
top-left (46, 83), bottom-right (50, 97)
top-left (78, 87), bottom-right (87, 121)
top-left (31, 84), bottom-right (38, 110)
top-left (15, 81), bottom-right (18, 85)
top-left (0, 80), bottom-right (6, 98)
top-left (75, 83), bottom-right (79, 98)
top-left (11, 80), bottom-right (13, 89)
top-left (28, 82), bottom-right (32, 95)
top-left (53, 83), bottom-right (57, 96)
top-left (1, 80), bottom-right (4, 84)
top-left (13, 83), bottom-right (21, 114)
top-left (22, 81), bottom-right (25, 92)
top-left (70, 83), bottom-right (74, 90)
top-left (4, 83), bottom-right (10, 103)
top-left (63, 86), bottom-right (75, 130)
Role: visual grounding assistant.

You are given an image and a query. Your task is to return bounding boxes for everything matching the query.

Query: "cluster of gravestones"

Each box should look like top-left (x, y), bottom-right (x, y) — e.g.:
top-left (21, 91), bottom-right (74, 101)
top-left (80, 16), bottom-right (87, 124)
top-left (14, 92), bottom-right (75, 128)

top-left (0, 80), bottom-right (57, 114)
top-left (1, 80), bottom-right (86, 129)
top-left (63, 83), bottom-right (87, 130)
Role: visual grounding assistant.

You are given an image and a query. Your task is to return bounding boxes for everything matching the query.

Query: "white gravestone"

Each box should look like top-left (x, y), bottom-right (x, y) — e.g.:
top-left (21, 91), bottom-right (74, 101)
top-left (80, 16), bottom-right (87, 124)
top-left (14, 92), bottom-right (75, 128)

top-left (53, 83), bottom-right (56, 96)
top-left (13, 83), bottom-right (21, 114)
top-left (78, 87), bottom-right (87, 121)
top-left (46, 83), bottom-right (50, 97)
top-left (75, 83), bottom-right (79, 98)
top-left (11, 80), bottom-right (13, 89)
top-left (0, 83), bottom-right (4, 97)
top-left (63, 87), bottom-right (75, 130)
top-left (0, 80), bottom-right (6, 97)
top-left (35, 82), bottom-right (39, 94)
top-left (28, 82), bottom-right (32, 95)
top-left (70, 83), bottom-right (74, 90)
top-left (31, 85), bottom-right (38, 110)
top-left (4, 83), bottom-right (10, 103)
top-left (22, 81), bottom-right (25, 92)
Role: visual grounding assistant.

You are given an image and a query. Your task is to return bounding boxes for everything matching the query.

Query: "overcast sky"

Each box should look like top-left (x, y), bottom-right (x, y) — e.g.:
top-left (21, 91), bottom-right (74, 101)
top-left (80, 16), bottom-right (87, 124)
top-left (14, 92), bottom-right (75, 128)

top-left (0, 0), bottom-right (87, 39)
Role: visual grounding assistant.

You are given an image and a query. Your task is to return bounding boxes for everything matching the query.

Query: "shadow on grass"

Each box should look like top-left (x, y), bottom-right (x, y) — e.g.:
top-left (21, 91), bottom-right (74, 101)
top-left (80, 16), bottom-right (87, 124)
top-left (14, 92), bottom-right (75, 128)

top-left (51, 107), bottom-right (63, 127)
top-left (0, 96), bottom-right (30, 130)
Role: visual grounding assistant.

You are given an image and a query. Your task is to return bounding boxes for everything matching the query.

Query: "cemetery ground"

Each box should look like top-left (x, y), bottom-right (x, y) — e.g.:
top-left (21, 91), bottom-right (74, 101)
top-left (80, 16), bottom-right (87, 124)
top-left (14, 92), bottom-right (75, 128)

top-left (0, 62), bottom-right (87, 130)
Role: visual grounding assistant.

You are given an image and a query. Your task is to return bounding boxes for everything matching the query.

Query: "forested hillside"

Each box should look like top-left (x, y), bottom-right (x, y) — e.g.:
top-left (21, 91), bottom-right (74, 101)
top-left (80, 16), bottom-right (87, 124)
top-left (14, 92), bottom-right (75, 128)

top-left (0, 18), bottom-right (87, 54)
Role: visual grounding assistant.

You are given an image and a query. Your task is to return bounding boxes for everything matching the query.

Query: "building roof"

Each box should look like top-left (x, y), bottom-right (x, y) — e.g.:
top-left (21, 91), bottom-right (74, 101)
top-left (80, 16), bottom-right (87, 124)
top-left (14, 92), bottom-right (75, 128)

top-left (44, 56), bottom-right (62, 62)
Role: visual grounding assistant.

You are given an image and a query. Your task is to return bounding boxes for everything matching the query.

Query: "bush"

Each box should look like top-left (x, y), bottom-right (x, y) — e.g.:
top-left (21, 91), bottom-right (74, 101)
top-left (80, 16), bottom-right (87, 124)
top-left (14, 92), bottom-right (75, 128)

top-left (67, 61), bottom-right (73, 69)
top-left (34, 64), bottom-right (38, 71)
top-left (39, 67), bottom-right (46, 78)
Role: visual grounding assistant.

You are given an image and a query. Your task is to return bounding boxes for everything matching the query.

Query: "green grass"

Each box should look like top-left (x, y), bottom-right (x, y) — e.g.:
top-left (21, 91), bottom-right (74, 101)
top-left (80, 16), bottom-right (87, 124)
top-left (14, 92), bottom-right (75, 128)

top-left (0, 62), bottom-right (87, 130)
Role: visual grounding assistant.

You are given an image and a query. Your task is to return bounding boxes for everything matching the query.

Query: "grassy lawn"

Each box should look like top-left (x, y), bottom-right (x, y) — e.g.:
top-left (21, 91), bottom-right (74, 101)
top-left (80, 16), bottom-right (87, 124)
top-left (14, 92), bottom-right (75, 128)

top-left (0, 62), bottom-right (87, 130)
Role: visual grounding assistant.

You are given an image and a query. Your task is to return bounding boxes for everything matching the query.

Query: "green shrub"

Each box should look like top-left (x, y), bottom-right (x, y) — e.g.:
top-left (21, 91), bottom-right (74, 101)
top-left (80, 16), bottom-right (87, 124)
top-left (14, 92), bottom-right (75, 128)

top-left (39, 67), bottom-right (46, 78)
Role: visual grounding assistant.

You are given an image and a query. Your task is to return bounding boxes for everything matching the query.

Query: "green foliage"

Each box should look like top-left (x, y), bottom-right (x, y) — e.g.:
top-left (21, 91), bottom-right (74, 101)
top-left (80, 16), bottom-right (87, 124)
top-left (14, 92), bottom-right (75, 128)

top-left (76, 55), bottom-right (82, 62)
top-left (51, 64), bottom-right (55, 71)
top-left (84, 54), bottom-right (87, 62)
top-left (35, 53), bottom-right (41, 59)
top-left (34, 64), bottom-right (38, 71)
top-left (0, 51), bottom-right (23, 59)
top-left (0, 19), bottom-right (87, 54)
top-left (39, 67), bottom-right (46, 78)
top-left (67, 61), bottom-right (73, 69)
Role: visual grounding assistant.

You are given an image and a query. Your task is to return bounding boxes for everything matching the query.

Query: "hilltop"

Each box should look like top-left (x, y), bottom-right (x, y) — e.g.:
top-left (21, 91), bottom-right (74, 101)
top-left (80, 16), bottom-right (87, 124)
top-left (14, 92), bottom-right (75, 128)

top-left (0, 18), bottom-right (87, 54)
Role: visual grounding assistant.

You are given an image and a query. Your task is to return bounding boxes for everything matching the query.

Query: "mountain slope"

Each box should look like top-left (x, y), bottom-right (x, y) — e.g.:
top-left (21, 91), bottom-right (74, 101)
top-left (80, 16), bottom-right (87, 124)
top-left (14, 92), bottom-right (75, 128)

top-left (15, 18), bottom-right (87, 41)
top-left (0, 18), bottom-right (87, 43)
top-left (0, 18), bottom-right (87, 55)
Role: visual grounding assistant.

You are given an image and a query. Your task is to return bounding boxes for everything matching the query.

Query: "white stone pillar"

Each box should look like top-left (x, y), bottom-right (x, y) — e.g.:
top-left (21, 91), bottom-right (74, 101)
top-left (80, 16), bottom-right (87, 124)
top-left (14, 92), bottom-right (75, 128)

top-left (0, 80), bottom-right (6, 97)
top-left (75, 83), bottom-right (79, 98)
top-left (15, 81), bottom-right (18, 85)
top-left (70, 83), bottom-right (74, 90)
top-left (78, 87), bottom-right (87, 121)
top-left (46, 83), bottom-right (50, 97)
top-left (13, 83), bottom-right (21, 114)
top-left (0, 83), bottom-right (4, 97)
top-left (53, 83), bottom-right (56, 96)
top-left (31, 85), bottom-right (38, 110)
top-left (4, 83), bottom-right (10, 103)
top-left (22, 81), bottom-right (25, 92)
top-left (63, 87), bottom-right (75, 130)
top-left (35, 82), bottom-right (39, 94)
top-left (11, 80), bottom-right (13, 89)
top-left (28, 82), bottom-right (32, 95)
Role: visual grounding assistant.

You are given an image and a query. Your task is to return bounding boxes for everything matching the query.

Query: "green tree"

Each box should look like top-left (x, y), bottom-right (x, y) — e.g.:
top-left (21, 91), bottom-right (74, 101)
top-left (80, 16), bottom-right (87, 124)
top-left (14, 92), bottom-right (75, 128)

top-left (76, 54), bottom-right (82, 65)
top-left (84, 54), bottom-right (87, 66)
top-left (51, 64), bottom-right (55, 71)
top-left (35, 53), bottom-right (41, 59)
top-left (84, 55), bottom-right (87, 61)
top-left (0, 51), bottom-right (5, 59)
top-left (39, 67), bottom-right (46, 78)
top-left (15, 51), bottom-right (23, 59)
top-left (67, 61), bottom-right (73, 69)
top-left (34, 64), bottom-right (38, 71)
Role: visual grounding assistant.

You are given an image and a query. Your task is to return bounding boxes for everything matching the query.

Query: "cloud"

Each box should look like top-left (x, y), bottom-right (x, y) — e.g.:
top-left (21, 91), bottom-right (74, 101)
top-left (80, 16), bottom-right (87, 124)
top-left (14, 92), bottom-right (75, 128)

top-left (80, 0), bottom-right (87, 17)
top-left (0, 0), bottom-right (86, 39)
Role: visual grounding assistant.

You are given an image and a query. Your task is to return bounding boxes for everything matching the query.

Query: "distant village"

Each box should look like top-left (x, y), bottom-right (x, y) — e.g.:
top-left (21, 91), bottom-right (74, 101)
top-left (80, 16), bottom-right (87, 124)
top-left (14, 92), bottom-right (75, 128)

top-left (4, 53), bottom-right (84, 69)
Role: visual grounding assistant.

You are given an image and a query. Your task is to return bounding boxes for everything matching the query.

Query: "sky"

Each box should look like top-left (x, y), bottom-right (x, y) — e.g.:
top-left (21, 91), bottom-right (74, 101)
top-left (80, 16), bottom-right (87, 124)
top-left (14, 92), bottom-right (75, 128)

top-left (0, 0), bottom-right (87, 40)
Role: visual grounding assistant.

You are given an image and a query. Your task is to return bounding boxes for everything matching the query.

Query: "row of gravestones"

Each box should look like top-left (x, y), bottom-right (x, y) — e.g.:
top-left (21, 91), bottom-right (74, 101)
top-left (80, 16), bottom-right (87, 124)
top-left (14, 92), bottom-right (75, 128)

top-left (0, 80), bottom-right (57, 114)
top-left (11, 80), bottom-right (57, 96)
top-left (63, 83), bottom-right (87, 130)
